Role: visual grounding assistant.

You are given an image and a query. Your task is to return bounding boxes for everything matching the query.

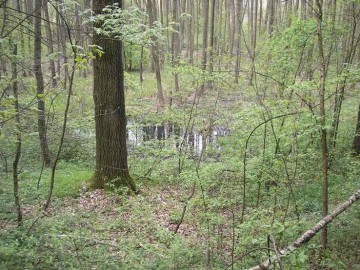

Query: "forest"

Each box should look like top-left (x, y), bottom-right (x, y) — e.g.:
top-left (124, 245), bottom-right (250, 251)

top-left (1, 0), bottom-right (360, 269)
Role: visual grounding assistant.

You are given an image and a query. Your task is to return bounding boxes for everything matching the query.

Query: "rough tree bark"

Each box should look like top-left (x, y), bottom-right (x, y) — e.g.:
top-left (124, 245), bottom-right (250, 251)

top-left (92, 0), bottom-right (136, 191)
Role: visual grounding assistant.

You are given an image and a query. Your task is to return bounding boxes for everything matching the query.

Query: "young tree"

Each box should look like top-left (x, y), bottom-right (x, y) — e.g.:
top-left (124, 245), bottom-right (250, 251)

top-left (315, 0), bottom-right (329, 248)
top-left (92, 0), bottom-right (136, 191)
top-left (11, 44), bottom-right (23, 226)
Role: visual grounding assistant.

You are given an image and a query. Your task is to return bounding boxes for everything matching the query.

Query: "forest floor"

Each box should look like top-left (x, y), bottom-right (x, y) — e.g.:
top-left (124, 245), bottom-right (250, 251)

top-left (1, 74), bottom-right (360, 269)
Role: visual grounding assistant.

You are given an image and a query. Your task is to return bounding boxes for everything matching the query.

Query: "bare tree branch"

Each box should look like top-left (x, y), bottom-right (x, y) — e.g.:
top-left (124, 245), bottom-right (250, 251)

top-left (247, 189), bottom-right (360, 270)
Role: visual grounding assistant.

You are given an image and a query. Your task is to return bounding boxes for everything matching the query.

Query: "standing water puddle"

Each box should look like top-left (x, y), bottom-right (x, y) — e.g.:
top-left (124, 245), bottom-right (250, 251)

top-left (127, 122), bottom-right (229, 156)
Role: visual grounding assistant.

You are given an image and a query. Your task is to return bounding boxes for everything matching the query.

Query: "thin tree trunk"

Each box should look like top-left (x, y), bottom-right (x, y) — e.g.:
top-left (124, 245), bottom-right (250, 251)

top-left (196, 0), bottom-right (209, 97)
top-left (147, 0), bottom-right (165, 109)
top-left (34, 0), bottom-right (52, 167)
top-left (58, 0), bottom-right (70, 90)
top-left (56, 10), bottom-right (62, 80)
top-left (12, 44), bottom-right (23, 226)
top-left (268, 0), bottom-right (275, 34)
top-left (249, 0), bottom-right (258, 85)
top-left (330, 2), bottom-right (360, 150)
top-left (16, 0), bottom-right (27, 77)
top-left (234, 0), bottom-right (243, 83)
top-left (179, 0), bottom-right (186, 51)
top-left (171, 0), bottom-right (180, 105)
top-left (188, 0), bottom-right (194, 64)
top-left (315, 0), bottom-right (329, 248)
top-left (229, 0), bottom-right (235, 54)
top-left (209, 0), bottom-right (216, 73)
top-left (43, 2), bottom-right (57, 88)
top-left (352, 99), bottom-right (360, 155)
top-left (0, 1), bottom-right (8, 77)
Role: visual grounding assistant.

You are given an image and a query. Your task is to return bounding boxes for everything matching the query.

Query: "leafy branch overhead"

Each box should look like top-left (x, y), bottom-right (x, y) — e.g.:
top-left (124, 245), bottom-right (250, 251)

top-left (90, 4), bottom-right (174, 46)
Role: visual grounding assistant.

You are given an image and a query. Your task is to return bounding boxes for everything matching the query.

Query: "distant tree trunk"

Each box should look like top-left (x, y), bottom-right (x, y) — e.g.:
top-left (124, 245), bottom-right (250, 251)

top-left (259, 0), bottom-right (263, 30)
top-left (216, 0), bottom-right (223, 67)
top-left (330, 2), bottom-right (360, 150)
top-left (248, 0), bottom-right (258, 85)
top-left (11, 44), bottom-right (23, 226)
top-left (26, 0), bottom-right (34, 75)
top-left (234, 0), bottom-right (243, 83)
top-left (187, 0), bottom-right (195, 64)
top-left (34, 0), bottom-right (52, 167)
top-left (301, 0), bottom-right (307, 19)
top-left (171, 0), bottom-right (180, 105)
top-left (179, 0), bottom-right (187, 51)
top-left (0, 2), bottom-right (8, 77)
top-left (57, 0), bottom-right (70, 90)
top-left (196, 0), bottom-right (209, 97)
top-left (147, 0), bottom-right (165, 109)
top-left (43, 2), bottom-right (57, 88)
top-left (228, 0), bottom-right (235, 54)
top-left (16, 0), bottom-right (27, 77)
top-left (222, 0), bottom-right (228, 60)
top-left (55, 9), bottom-right (62, 80)
top-left (208, 0), bottom-right (216, 73)
top-left (92, 0), bottom-right (136, 191)
top-left (196, 0), bottom-right (200, 51)
top-left (268, 0), bottom-right (275, 34)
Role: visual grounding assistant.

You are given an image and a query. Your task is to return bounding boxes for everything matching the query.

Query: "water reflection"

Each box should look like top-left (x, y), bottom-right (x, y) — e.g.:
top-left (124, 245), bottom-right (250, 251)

top-left (127, 122), bottom-right (229, 156)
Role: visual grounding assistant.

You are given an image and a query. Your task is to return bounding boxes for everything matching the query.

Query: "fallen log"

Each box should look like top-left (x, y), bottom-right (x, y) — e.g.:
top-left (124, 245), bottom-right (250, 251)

top-left (247, 189), bottom-right (360, 270)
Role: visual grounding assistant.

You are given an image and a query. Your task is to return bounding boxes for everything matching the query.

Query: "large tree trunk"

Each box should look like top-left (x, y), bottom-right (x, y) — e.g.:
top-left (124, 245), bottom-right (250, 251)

top-left (92, 0), bottom-right (136, 191)
top-left (34, 0), bottom-right (52, 167)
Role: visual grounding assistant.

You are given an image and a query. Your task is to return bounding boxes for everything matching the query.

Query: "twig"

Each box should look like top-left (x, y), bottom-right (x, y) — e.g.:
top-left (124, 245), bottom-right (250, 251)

top-left (174, 182), bottom-right (196, 234)
top-left (269, 234), bottom-right (283, 270)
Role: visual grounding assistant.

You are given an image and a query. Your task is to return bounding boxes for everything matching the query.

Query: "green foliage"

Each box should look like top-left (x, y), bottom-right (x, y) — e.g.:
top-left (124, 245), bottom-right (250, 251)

top-left (91, 4), bottom-right (172, 46)
top-left (2, 1), bottom-right (360, 269)
top-left (124, 43), bottom-right (149, 71)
